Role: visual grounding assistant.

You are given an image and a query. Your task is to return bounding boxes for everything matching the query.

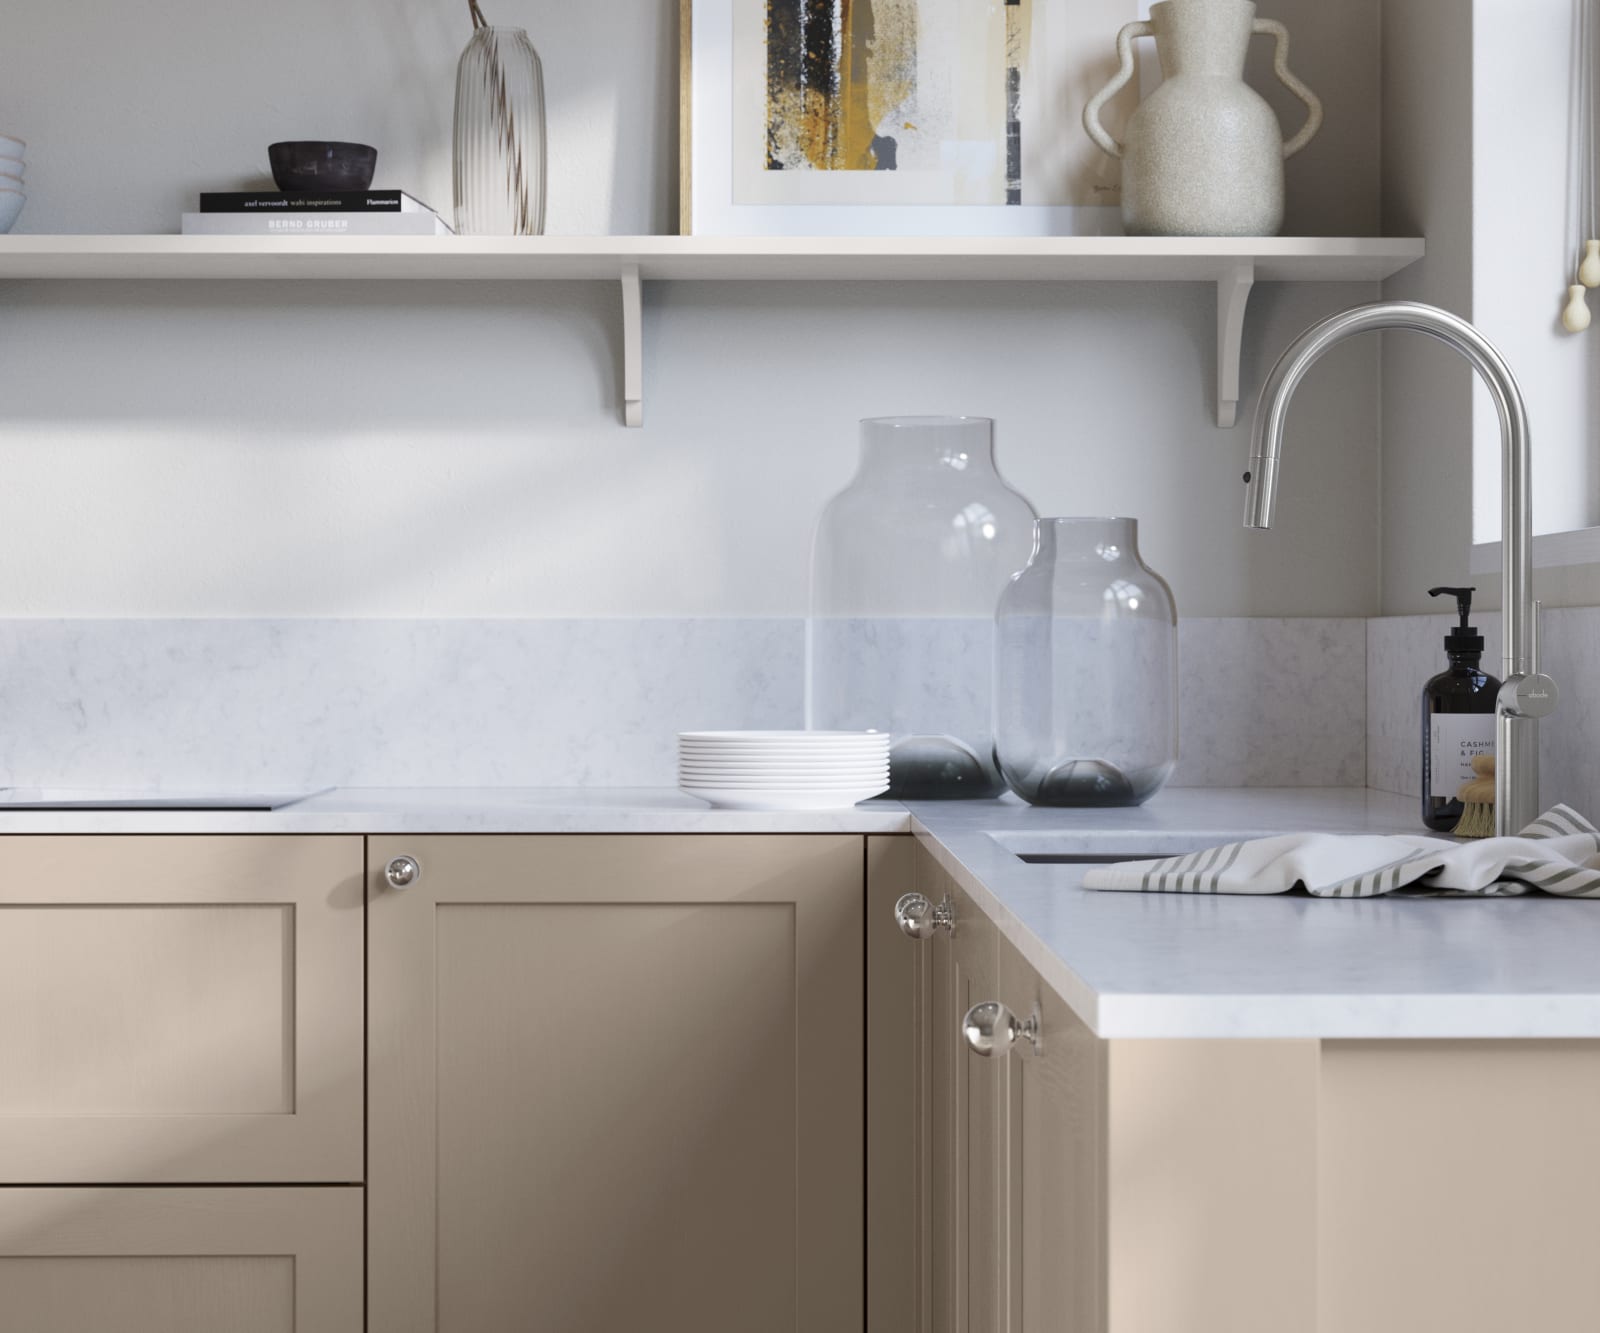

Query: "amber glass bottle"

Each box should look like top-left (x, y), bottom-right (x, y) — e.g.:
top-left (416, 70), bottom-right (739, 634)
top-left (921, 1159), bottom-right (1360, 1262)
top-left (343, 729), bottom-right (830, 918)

top-left (1421, 586), bottom-right (1500, 832)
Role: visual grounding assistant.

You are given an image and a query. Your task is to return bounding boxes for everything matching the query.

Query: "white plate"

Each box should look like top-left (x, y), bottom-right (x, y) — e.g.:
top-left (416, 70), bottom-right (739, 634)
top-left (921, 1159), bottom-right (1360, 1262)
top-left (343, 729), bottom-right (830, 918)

top-left (680, 784), bottom-right (889, 811)
top-left (681, 732), bottom-right (896, 742)
top-left (683, 757), bottom-right (888, 768)
top-left (680, 777), bottom-right (889, 790)
top-left (678, 758), bottom-right (891, 771)
top-left (681, 781), bottom-right (889, 791)
top-left (675, 764), bottom-right (889, 774)
top-left (679, 743), bottom-right (889, 757)
top-left (681, 764), bottom-right (889, 774)
top-left (681, 756), bottom-right (888, 764)
top-left (684, 769), bottom-right (889, 779)
top-left (679, 730), bottom-right (883, 742)
top-left (680, 754), bottom-right (890, 765)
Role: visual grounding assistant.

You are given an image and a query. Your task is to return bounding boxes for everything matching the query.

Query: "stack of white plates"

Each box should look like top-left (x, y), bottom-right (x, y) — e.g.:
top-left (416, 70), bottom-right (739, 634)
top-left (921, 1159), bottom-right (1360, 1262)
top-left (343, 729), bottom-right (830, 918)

top-left (0, 134), bottom-right (24, 234)
top-left (679, 731), bottom-right (891, 811)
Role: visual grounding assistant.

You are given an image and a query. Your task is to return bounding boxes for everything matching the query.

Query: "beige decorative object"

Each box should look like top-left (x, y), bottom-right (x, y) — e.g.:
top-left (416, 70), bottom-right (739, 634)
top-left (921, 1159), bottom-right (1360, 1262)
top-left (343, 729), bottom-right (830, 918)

top-left (1083, 0), bottom-right (1322, 236)
top-left (1451, 753), bottom-right (1497, 838)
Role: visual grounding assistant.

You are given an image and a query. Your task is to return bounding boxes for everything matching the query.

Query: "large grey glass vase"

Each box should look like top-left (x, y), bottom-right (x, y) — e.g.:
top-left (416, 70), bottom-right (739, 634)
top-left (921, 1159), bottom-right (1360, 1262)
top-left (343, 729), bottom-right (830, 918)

top-left (995, 517), bottom-right (1178, 806)
top-left (808, 416), bottom-right (1038, 799)
top-left (453, 25), bottom-right (546, 235)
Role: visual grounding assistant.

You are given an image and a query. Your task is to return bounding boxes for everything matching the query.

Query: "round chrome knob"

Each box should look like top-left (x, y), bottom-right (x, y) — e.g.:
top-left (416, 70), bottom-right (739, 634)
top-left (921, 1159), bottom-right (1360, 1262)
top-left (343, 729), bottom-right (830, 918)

top-left (384, 855), bottom-right (421, 890)
top-left (894, 892), bottom-right (954, 941)
top-left (963, 1001), bottom-right (1040, 1058)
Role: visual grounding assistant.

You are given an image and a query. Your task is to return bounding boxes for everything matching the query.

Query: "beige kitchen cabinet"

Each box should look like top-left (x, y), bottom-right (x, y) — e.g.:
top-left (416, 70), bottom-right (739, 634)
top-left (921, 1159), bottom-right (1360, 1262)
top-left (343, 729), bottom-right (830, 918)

top-left (912, 839), bottom-right (1319, 1333)
top-left (893, 839), bottom-right (1600, 1333)
top-left (0, 835), bottom-right (364, 1184)
top-left (368, 834), bottom-right (865, 1333)
top-left (947, 871), bottom-right (1004, 1333)
top-left (0, 1185), bottom-right (361, 1333)
top-left (878, 845), bottom-right (1318, 1333)
top-left (870, 840), bottom-right (1002, 1333)
top-left (866, 836), bottom-right (930, 1333)
top-left (998, 942), bottom-right (1102, 1333)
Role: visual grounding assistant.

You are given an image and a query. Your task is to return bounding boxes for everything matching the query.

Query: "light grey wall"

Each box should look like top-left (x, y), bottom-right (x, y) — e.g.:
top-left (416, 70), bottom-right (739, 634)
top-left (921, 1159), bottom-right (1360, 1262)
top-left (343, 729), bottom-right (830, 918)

top-left (5, 0), bottom-right (679, 238)
top-left (1379, 0), bottom-right (1476, 617)
top-left (1253, 0), bottom-right (1380, 238)
top-left (1381, 0), bottom-right (1600, 614)
top-left (0, 0), bottom-right (1384, 620)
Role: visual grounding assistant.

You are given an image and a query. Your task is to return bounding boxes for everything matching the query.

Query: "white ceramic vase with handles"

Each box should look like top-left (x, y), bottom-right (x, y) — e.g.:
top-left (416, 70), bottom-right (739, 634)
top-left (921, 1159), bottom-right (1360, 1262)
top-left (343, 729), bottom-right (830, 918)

top-left (1082, 0), bottom-right (1322, 236)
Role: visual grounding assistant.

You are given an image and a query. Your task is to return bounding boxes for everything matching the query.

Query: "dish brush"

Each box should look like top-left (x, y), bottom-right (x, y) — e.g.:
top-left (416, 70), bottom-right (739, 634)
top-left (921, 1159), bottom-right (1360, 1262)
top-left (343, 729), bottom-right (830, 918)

top-left (1451, 754), bottom-right (1496, 838)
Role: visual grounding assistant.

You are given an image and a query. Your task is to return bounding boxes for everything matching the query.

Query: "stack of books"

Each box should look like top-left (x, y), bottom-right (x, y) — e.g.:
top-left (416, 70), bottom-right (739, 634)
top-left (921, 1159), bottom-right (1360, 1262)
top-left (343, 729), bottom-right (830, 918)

top-left (181, 191), bottom-right (454, 236)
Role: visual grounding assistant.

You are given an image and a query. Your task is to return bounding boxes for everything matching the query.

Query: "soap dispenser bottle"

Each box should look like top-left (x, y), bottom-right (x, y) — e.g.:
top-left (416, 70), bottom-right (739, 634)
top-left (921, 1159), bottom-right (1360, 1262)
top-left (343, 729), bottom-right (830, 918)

top-left (1421, 585), bottom-right (1501, 832)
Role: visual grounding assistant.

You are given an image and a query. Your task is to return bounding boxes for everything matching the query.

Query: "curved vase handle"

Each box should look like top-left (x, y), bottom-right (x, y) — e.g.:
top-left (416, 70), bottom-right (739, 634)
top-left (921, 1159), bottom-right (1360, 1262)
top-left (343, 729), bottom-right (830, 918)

top-left (1082, 20), bottom-right (1155, 159)
top-left (1254, 19), bottom-right (1323, 158)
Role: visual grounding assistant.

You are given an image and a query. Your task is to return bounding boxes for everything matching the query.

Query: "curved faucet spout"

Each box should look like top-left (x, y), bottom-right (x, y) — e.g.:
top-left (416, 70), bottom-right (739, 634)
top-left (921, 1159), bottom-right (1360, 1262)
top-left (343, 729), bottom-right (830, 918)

top-left (1242, 300), bottom-right (1554, 835)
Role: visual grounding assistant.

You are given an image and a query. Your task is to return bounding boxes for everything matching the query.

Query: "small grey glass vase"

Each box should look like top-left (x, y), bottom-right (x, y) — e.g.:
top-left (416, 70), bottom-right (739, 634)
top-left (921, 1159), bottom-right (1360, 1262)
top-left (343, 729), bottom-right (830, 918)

top-left (994, 517), bottom-right (1178, 806)
top-left (453, 19), bottom-right (546, 235)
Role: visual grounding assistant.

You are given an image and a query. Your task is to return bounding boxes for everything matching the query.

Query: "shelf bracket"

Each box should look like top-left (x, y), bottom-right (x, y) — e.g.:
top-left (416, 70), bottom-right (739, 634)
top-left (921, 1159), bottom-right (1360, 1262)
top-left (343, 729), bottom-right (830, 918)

top-left (1215, 260), bottom-right (1256, 429)
top-left (620, 262), bottom-right (643, 427)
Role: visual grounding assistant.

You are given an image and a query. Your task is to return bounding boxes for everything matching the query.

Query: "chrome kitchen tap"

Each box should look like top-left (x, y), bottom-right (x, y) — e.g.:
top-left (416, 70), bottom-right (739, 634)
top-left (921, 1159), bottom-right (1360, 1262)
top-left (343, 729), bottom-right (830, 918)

top-left (1243, 301), bottom-right (1557, 836)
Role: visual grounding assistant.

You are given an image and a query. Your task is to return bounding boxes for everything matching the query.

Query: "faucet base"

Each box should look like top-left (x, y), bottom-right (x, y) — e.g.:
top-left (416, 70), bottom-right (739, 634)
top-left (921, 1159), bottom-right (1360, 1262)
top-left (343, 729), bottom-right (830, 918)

top-left (1495, 713), bottom-right (1541, 837)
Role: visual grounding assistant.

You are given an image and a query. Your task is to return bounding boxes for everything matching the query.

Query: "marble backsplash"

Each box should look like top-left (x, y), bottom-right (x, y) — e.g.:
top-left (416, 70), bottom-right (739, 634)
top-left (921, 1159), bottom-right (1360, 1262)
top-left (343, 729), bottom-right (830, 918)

top-left (1366, 606), bottom-right (1600, 818)
top-left (0, 617), bottom-right (1366, 790)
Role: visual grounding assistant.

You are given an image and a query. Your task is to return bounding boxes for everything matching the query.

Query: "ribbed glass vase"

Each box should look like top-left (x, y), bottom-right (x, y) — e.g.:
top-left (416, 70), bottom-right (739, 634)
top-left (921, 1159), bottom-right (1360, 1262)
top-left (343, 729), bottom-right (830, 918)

top-left (453, 25), bottom-right (546, 235)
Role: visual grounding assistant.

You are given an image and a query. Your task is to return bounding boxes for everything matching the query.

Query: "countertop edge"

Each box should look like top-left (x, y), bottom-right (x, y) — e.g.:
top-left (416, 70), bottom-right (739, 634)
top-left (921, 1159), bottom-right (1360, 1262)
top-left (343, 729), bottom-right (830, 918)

top-left (0, 790), bottom-right (915, 835)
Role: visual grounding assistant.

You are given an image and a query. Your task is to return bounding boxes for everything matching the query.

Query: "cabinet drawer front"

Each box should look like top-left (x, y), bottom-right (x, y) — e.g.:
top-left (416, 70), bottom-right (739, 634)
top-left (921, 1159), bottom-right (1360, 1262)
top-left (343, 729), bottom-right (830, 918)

top-left (0, 836), bottom-right (363, 1183)
top-left (369, 834), bottom-right (864, 1333)
top-left (0, 1185), bottom-right (361, 1333)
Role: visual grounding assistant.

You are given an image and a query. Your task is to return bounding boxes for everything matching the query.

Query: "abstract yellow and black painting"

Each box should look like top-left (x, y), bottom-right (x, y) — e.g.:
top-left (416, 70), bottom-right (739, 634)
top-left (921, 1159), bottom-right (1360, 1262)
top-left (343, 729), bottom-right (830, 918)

top-left (737, 0), bottom-right (1131, 208)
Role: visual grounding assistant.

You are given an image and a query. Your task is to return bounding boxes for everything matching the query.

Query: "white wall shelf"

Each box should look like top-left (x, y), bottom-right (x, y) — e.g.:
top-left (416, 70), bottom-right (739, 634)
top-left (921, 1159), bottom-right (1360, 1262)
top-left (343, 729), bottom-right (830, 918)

top-left (0, 234), bottom-right (1424, 427)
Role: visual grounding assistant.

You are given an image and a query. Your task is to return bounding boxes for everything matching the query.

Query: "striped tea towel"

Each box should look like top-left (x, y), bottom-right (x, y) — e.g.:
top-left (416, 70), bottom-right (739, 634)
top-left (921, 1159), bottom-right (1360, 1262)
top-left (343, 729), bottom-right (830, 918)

top-left (1081, 804), bottom-right (1600, 898)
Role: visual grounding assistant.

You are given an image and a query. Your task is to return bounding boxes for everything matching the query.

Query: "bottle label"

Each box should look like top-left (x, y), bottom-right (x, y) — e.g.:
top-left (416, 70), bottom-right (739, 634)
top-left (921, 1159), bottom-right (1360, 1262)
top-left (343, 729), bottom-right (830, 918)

top-left (1430, 714), bottom-right (1496, 798)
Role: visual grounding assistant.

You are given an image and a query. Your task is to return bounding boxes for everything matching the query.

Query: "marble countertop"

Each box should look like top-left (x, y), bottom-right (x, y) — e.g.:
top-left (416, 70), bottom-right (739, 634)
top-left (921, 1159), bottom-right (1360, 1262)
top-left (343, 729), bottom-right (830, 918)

top-left (8, 783), bottom-right (1597, 1041)
top-left (908, 788), bottom-right (1600, 1040)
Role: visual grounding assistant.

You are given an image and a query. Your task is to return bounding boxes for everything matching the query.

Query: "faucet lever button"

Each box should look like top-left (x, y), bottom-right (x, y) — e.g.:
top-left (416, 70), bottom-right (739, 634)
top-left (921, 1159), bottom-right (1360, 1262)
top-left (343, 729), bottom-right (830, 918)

top-left (1499, 673), bottom-right (1559, 720)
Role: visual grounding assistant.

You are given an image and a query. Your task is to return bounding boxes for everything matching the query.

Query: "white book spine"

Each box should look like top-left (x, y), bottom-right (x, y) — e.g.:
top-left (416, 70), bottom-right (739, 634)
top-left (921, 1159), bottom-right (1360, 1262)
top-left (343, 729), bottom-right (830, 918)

top-left (181, 213), bottom-right (453, 236)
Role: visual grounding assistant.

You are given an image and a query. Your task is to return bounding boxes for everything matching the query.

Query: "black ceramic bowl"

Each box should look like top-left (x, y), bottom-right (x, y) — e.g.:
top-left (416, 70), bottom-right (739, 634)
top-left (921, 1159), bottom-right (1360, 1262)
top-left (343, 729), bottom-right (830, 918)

top-left (268, 141), bottom-right (378, 193)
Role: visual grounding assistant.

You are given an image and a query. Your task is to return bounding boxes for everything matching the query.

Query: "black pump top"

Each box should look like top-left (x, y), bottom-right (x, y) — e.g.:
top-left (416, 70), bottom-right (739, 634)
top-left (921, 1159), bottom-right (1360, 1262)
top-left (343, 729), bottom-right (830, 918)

top-left (1428, 585), bottom-right (1485, 655)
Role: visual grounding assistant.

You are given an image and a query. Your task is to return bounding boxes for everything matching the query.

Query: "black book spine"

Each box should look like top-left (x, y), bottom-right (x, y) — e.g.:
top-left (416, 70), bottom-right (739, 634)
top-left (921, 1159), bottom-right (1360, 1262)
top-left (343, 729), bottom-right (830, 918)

top-left (199, 192), bottom-right (405, 213)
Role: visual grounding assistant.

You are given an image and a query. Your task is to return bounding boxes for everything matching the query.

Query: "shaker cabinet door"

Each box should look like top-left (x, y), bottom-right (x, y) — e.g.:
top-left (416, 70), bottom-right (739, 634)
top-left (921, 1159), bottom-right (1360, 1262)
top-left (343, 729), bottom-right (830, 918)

top-left (901, 842), bottom-right (1004, 1333)
top-left (0, 1186), bottom-right (362, 1333)
top-left (867, 835), bottom-right (930, 1333)
top-left (947, 876), bottom-right (1005, 1333)
top-left (368, 834), bottom-right (864, 1333)
top-left (915, 842), bottom-right (1098, 1333)
top-left (1000, 946), bottom-right (1105, 1333)
top-left (0, 836), bottom-right (364, 1184)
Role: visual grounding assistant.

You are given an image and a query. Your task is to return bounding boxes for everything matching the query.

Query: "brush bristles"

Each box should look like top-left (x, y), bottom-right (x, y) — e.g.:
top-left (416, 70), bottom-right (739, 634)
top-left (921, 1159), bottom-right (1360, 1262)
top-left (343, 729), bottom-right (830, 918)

top-left (1452, 801), bottom-right (1496, 839)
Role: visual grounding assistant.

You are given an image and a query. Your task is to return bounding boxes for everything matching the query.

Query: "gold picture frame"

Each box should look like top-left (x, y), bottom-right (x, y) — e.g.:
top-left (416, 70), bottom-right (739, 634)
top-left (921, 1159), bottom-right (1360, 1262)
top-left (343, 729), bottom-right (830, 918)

top-left (677, 0), bottom-right (1133, 237)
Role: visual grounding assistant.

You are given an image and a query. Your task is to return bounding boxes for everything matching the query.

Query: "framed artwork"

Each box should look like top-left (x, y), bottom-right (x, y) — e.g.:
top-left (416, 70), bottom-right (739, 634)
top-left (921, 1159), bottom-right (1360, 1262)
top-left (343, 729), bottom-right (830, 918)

top-left (679, 0), bottom-right (1139, 236)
